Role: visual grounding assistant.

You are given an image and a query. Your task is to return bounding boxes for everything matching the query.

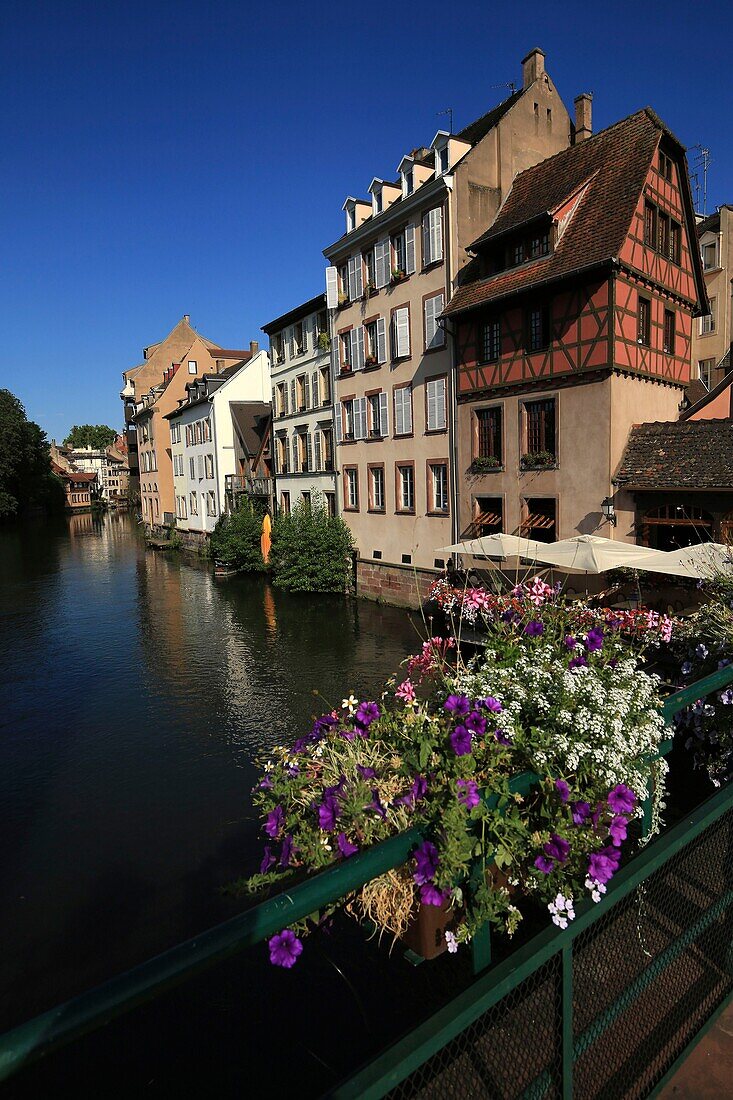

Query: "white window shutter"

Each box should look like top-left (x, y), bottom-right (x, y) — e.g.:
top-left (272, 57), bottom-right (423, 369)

top-left (376, 317), bottom-right (386, 363)
top-left (290, 379), bottom-right (296, 411)
top-left (404, 385), bottom-right (413, 433)
top-left (422, 212), bottom-right (431, 266)
top-left (354, 257), bottom-right (363, 299)
top-left (431, 208), bottom-right (443, 263)
top-left (314, 430), bottom-right (322, 471)
top-left (311, 370), bottom-right (319, 406)
top-left (395, 307), bottom-right (410, 358)
top-left (292, 434), bottom-right (299, 471)
top-left (358, 396), bottom-right (368, 440)
top-left (326, 266), bottom-right (338, 310)
top-left (405, 224), bottom-right (416, 274)
top-left (394, 389), bottom-right (404, 436)
top-left (347, 256), bottom-right (356, 301)
top-left (424, 296), bottom-right (436, 350)
top-left (302, 317), bottom-right (309, 351)
top-left (304, 373), bottom-right (310, 409)
top-left (379, 391), bottom-right (389, 437)
top-left (334, 402), bottom-right (342, 444)
top-left (332, 340), bottom-right (340, 378)
top-left (375, 240), bottom-right (388, 288)
top-left (306, 432), bottom-right (313, 471)
top-left (355, 326), bottom-right (365, 370)
top-left (283, 383), bottom-right (289, 415)
top-left (427, 379), bottom-right (437, 431)
top-left (350, 329), bottom-right (358, 371)
top-left (436, 376), bottom-right (446, 429)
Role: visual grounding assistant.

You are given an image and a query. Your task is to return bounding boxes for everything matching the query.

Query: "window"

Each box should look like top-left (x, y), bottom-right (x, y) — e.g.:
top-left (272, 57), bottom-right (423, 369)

top-left (663, 310), bottom-right (675, 355)
top-left (523, 398), bottom-right (556, 460)
top-left (205, 454), bottom-right (214, 479)
top-left (347, 255), bottom-right (363, 300)
top-left (189, 457), bottom-right (195, 479)
top-left (658, 211), bottom-right (670, 257)
top-left (319, 366), bottom-right (331, 404)
top-left (302, 491), bottom-right (311, 506)
top-left (374, 239), bottom-right (390, 288)
top-left (700, 298), bottom-right (716, 334)
top-left (422, 207), bottom-right (443, 266)
top-left (206, 491), bottom-right (217, 518)
top-left (428, 463), bottom-right (449, 514)
top-left (424, 293), bottom-right (445, 350)
top-left (369, 465), bottom-right (385, 511)
top-left (527, 305), bottom-right (551, 352)
top-left (659, 151), bottom-right (673, 181)
top-left (340, 332), bottom-right (352, 373)
top-left (338, 263), bottom-right (349, 302)
top-left (324, 492), bottom-right (335, 517)
top-left (392, 230), bottom-right (406, 276)
top-left (170, 422), bottom-right (180, 443)
top-left (344, 467), bottom-right (359, 510)
top-left (280, 491), bottom-right (290, 515)
top-left (698, 358), bottom-right (715, 389)
top-left (368, 393), bottom-right (381, 437)
top-left (364, 317), bottom-right (386, 365)
top-left (404, 169), bottom-right (413, 196)
top-left (294, 320), bottom-right (305, 355)
top-left (521, 498), bottom-right (556, 543)
top-left (512, 241), bottom-right (525, 266)
top-left (437, 145), bottom-right (449, 175)
top-left (637, 296), bottom-right (651, 346)
top-left (176, 495), bottom-right (187, 520)
top-left (426, 377), bottom-right (447, 432)
top-left (342, 398), bottom-right (355, 441)
top-left (322, 429), bottom-right (334, 470)
top-left (273, 333), bottom-right (285, 363)
top-left (670, 221), bottom-right (681, 265)
top-left (644, 202), bottom-right (657, 248)
top-left (396, 464), bottom-right (415, 512)
top-left (393, 384), bottom-right (413, 436)
top-left (702, 242), bottom-right (717, 270)
top-left (529, 232), bottom-right (550, 259)
top-left (364, 249), bottom-right (375, 290)
top-left (474, 496), bottom-right (503, 534)
top-left (475, 407), bottom-right (502, 463)
top-left (188, 360), bottom-right (197, 374)
top-left (480, 318), bottom-right (501, 363)
top-left (297, 374), bottom-right (309, 410)
top-left (391, 306), bottom-right (410, 359)
top-left (374, 189), bottom-right (383, 215)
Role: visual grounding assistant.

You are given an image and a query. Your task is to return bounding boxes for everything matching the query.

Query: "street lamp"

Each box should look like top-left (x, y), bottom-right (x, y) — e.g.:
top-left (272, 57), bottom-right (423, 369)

top-left (601, 496), bottom-right (617, 527)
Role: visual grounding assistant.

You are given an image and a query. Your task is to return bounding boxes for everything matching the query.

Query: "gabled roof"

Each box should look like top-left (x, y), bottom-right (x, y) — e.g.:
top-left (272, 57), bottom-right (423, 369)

top-left (262, 293), bottom-right (326, 334)
top-left (230, 401), bottom-right (271, 456)
top-left (680, 360), bottom-right (733, 421)
top-left (456, 90), bottom-right (523, 147)
top-left (444, 107), bottom-right (706, 317)
top-left (615, 419), bottom-right (733, 490)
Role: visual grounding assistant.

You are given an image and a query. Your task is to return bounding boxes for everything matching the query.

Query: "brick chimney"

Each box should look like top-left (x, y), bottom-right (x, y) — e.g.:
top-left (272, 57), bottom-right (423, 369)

top-left (574, 94), bottom-right (593, 142)
top-left (521, 47), bottom-right (545, 89)
top-left (249, 340), bottom-right (259, 356)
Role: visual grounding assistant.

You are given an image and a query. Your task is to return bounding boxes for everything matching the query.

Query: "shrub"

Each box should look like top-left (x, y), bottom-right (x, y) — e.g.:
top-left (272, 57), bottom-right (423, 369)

top-left (209, 500), bottom-right (266, 572)
top-left (270, 494), bottom-right (354, 593)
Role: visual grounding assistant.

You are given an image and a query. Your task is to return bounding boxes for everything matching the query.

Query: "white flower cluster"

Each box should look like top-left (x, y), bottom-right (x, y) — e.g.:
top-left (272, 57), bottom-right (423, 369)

top-left (585, 877), bottom-right (607, 903)
top-left (548, 893), bottom-right (575, 929)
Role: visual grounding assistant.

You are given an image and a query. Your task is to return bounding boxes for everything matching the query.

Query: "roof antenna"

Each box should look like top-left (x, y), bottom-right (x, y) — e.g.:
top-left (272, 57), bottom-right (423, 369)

top-left (691, 145), bottom-right (712, 216)
top-left (490, 81), bottom-right (517, 95)
top-left (437, 107), bottom-right (453, 134)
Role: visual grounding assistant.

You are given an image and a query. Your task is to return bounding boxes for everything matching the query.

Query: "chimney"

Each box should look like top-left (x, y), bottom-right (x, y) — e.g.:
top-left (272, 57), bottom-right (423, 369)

top-left (574, 94), bottom-right (593, 142)
top-left (183, 314), bottom-right (190, 324)
top-left (521, 47), bottom-right (545, 90)
top-left (250, 340), bottom-right (259, 356)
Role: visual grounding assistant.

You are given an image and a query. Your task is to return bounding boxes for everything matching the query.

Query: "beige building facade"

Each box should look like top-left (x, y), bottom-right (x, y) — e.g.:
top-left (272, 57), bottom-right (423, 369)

top-left (694, 205), bottom-right (733, 389)
top-left (324, 48), bottom-right (571, 605)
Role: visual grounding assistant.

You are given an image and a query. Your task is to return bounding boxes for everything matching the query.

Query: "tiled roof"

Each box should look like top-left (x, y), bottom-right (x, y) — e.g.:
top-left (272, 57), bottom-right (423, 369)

top-left (456, 90), bottom-right (523, 146)
top-left (230, 401), bottom-right (271, 456)
top-left (444, 109), bottom-right (667, 317)
top-left (615, 419), bottom-right (733, 489)
top-left (681, 360), bottom-right (733, 421)
top-left (212, 350), bottom-right (253, 359)
top-left (262, 294), bottom-right (326, 334)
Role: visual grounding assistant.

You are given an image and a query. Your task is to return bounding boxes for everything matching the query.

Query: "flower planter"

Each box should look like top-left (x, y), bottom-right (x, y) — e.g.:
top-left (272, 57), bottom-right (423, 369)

top-left (402, 897), bottom-right (458, 960)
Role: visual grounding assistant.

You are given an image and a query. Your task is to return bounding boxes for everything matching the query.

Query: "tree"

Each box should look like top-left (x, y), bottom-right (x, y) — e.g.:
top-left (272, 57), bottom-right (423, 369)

top-left (270, 495), bottom-right (355, 593)
top-left (209, 499), bottom-right (267, 572)
top-left (63, 424), bottom-right (118, 450)
top-left (0, 389), bottom-right (64, 519)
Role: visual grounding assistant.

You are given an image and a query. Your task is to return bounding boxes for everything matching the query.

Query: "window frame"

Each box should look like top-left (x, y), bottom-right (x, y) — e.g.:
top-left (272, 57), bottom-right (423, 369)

top-left (473, 404), bottom-right (503, 465)
top-left (425, 375), bottom-right (448, 434)
top-left (395, 461), bottom-right (416, 515)
top-left (663, 309), bottom-right (676, 356)
top-left (392, 383), bottom-right (413, 438)
top-left (343, 465), bottom-right (359, 511)
top-left (479, 316), bottom-right (501, 364)
top-left (426, 459), bottom-right (450, 516)
top-left (526, 303), bottom-right (551, 353)
top-left (637, 295), bottom-right (651, 347)
top-left (367, 462), bottom-right (386, 513)
top-left (521, 396), bottom-right (557, 464)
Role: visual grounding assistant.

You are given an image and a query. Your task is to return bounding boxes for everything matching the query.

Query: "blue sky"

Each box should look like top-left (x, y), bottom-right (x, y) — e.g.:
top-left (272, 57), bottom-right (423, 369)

top-left (2, 0), bottom-right (730, 439)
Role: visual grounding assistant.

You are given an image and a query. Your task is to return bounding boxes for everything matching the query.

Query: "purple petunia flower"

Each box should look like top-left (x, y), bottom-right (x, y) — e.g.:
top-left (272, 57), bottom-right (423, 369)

top-left (569, 656), bottom-right (588, 671)
top-left (369, 790), bottom-right (387, 819)
top-left (494, 728), bottom-right (513, 746)
top-left (544, 834), bottom-right (570, 864)
top-left (608, 815), bottom-right (628, 847)
top-left (356, 701), bottom-right (381, 728)
top-left (260, 845), bottom-right (276, 873)
top-left (318, 793), bottom-right (340, 831)
top-left (356, 764), bottom-right (377, 779)
top-left (268, 928), bottom-right (303, 968)
top-left (524, 620), bottom-right (544, 637)
top-left (420, 882), bottom-right (448, 907)
top-left (450, 724), bottom-right (472, 756)
top-left (534, 854), bottom-right (555, 874)
top-left (555, 779), bottom-right (570, 803)
top-left (259, 775), bottom-right (274, 790)
top-left (571, 800), bottom-right (592, 825)
top-left (280, 834), bottom-right (294, 867)
top-left (337, 832), bottom-right (359, 858)
top-left (413, 840), bottom-right (440, 885)
top-left (564, 635), bottom-right (577, 650)
top-left (457, 778), bottom-right (480, 809)
top-left (607, 784), bottom-right (636, 815)
top-left (444, 694), bottom-right (471, 717)
top-left (584, 627), bottom-right (604, 652)
top-left (587, 845), bottom-right (621, 885)
top-left (480, 696), bottom-right (503, 713)
top-left (411, 774), bottom-right (428, 801)
top-left (265, 805), bottom-right (284, 838)
top-left (465, 710), bottom-right (488, 736)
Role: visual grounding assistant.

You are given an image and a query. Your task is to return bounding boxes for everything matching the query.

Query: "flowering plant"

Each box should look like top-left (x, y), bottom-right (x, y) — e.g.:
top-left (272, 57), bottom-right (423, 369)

top-left (243, 584), bottom-right (672, 967)
top-left (673, 574), bottom-right (733, 785)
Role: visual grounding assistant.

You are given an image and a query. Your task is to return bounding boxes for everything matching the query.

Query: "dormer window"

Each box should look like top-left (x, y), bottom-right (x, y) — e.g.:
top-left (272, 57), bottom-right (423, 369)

top-left (438, 146), bottom-right (449, 175)
top-left (373, 189), bottom-right (383, 215)
top-left (529, 232), bottom-right (550, 259)
top-left (404, 169), bottom-right (413, 196)
top-left (346, 207), bottom-right (355, 232)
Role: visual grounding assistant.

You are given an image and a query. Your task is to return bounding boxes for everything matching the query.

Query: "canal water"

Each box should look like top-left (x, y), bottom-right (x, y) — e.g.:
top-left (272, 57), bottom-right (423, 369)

top-left (0, 513), bottom-right (422, 1043)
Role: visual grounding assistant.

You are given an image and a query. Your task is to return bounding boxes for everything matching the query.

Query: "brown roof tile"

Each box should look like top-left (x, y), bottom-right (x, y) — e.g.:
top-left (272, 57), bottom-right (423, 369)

top-left (615, 419), bottom-right (733, 489)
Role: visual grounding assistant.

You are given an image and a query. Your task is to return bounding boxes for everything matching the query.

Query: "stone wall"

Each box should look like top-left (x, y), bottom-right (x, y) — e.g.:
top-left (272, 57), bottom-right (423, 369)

top-left (355, 558), bottom-right (438, 610)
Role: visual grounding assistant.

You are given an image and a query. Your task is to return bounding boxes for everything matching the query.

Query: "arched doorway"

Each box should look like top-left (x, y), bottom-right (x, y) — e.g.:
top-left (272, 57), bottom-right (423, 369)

top-left (639, 503), bottom-right (714, 550)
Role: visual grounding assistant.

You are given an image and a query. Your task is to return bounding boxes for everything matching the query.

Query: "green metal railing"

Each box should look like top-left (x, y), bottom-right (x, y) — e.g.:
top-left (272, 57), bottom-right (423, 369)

top-left (0, 664), bottom-right (732, 1091)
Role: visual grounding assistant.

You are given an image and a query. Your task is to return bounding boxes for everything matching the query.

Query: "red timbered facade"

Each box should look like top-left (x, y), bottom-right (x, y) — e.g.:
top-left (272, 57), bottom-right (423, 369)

top-left (443, 108), bottom-right (708, 546)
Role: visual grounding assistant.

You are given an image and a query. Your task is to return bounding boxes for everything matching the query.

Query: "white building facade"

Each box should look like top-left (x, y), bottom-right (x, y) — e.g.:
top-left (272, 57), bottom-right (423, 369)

top-left (166, 349), bottom-right (271, 534)
top-left (262, 294), bottom-right (337, 515)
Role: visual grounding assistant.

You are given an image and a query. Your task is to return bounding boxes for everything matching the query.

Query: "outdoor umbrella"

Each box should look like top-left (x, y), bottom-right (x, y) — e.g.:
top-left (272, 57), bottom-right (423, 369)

top-left (436, 533), bottom-right (545, 559)
top-left (524, 535), bottom-right (664, 574)
top-left (625, 542), bottom-right (733, 579)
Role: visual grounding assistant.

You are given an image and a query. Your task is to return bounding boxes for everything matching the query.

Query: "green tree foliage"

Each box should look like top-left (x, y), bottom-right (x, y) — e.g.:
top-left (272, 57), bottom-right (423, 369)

top-left (0, 389), bottom-right (64, 519)
top-left (63, 424), bottom-right (118, 450)
top-left (270, 494), bottom-right (355, 593)
top-left (209, 499), bottom-right (266, 572)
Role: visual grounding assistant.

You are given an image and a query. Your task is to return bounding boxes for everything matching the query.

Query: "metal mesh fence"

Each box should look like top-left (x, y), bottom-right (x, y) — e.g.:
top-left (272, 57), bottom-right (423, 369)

top-left (382, 807), bottom-right (733, 1100)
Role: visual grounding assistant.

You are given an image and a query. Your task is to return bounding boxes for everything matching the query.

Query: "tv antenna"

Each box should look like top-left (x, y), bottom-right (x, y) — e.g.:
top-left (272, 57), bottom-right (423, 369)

top-left (691, 145), bottom-right (712, 216)
top-left (489, 81), bottom-right (517, 95)
top-left (437, 107), bottom-right (453, 133)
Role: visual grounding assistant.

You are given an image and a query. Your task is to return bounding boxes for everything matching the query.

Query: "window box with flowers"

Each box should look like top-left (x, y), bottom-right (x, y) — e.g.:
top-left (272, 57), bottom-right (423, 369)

top-left (520, 451), bottom-right (556, 470)
top-left (391, 269), bottom-right (406, 286)
top-left (364, 353), bottom-right (378, 368)
top-left (471, 456), bottom-right (502, 474)
top-left (242, 580), bottom-right (678, 969)
top-left (316, 332), bottom-right (331, 353)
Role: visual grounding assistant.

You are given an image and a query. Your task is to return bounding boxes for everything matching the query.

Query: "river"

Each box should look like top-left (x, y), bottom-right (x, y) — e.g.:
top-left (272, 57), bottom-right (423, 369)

top-left (1, 513), bottom-right (423, 1061)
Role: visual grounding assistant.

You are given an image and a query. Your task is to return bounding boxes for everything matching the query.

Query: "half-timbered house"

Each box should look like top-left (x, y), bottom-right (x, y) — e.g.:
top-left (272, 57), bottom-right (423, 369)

top-left (443, 107), bottom-right (708, 547)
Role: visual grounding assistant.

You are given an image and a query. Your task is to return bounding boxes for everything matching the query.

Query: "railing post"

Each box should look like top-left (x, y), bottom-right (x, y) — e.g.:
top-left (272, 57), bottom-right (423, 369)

top-left (562, 943), bottom-right (574, 1099)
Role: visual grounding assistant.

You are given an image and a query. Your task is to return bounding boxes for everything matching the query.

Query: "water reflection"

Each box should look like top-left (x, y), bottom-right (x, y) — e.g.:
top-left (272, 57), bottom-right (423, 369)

top-left (0, 515), bottom-right (418, 1029)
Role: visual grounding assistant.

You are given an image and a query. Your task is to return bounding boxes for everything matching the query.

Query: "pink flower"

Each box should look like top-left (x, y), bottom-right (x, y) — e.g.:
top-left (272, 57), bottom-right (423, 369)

top-left (395, 679), bottom-right (416, 703)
